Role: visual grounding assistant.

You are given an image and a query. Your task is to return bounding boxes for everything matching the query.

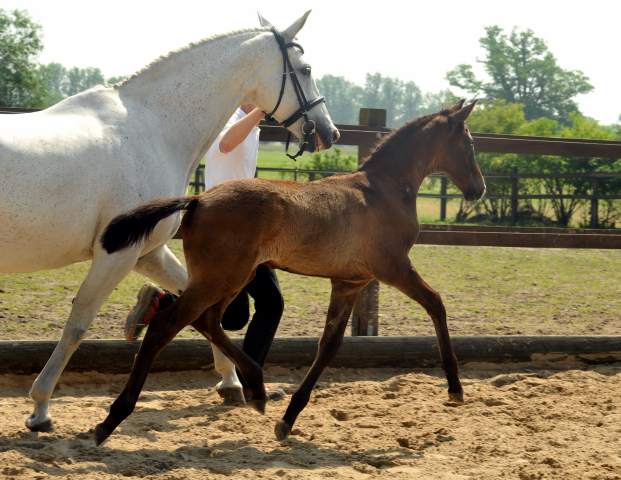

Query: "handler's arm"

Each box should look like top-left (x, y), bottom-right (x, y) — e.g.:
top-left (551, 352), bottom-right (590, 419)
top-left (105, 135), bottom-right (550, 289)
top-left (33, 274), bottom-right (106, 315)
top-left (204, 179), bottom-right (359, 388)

top-left (219, 108), bottom-right (264, 153)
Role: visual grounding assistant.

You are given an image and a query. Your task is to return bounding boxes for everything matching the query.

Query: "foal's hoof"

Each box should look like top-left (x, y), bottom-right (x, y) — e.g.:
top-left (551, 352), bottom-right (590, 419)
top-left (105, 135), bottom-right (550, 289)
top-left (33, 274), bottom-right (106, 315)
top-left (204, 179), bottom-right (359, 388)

top-left (25, 414), bottom-right (55, 433)
top-left (448, 391), bottom-right (465, 405)
top-left (94, 423), bottom-right (112, 446)
top-left (216, 386), bottom-right (246, 406)
top-left (275, 420), bottom-right (291, 441)
top-left (250, 399), bottom-right (266, 415)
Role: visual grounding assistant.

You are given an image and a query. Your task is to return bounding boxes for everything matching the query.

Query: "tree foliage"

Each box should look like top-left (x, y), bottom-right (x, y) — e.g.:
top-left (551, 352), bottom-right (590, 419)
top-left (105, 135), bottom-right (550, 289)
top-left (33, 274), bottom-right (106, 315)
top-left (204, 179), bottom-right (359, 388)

top-left (446, 26), bottom-right (594, 126)
top-left (316, 75), bottom-right (363, 125)
top-left (316, 72), bottom-right (452, 127)
top-left (300, 147), bottom-right (357, 179)
top-left (0, 8), bottom-right (48, 108)
top-left (454, 100), bottom-right (621, 227)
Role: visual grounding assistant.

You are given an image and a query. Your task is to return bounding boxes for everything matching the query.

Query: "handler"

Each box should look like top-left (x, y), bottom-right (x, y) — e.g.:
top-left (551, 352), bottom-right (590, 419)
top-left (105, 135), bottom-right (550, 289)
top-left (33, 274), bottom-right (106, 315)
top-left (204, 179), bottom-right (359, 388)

top-left (124, 104), bottom-right (285, 403)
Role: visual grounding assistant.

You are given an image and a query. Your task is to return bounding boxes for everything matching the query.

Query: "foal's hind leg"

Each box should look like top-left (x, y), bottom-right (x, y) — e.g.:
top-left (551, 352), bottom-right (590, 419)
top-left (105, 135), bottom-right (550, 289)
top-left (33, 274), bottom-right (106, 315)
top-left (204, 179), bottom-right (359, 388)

top-left (275, 279), bottom-right (365, 440)
top-left (94, 286), bottom-right (211, 445)
top-left (135, 244), bottom-right (243, 403)
top-left (379, 261), bottom-right (463, 404)
top-left (26, 248), bottom-right (140, 432)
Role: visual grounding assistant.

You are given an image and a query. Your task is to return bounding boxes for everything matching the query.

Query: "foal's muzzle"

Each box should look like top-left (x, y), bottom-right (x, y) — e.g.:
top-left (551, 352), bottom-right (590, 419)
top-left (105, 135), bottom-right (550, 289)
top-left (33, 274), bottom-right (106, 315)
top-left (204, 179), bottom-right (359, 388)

top-left (463, 178), bottom-right (486, 201)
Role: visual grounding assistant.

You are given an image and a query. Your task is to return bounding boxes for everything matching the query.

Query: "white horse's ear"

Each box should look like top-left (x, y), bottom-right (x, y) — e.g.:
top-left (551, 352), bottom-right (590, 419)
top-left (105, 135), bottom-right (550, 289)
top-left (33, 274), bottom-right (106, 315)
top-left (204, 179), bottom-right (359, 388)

top-left (451, 99), bottom-right (478, 124)
top-left (282, 10), bottom-right (311, 42)
top-left (257, 12), bottom-right (273, 28)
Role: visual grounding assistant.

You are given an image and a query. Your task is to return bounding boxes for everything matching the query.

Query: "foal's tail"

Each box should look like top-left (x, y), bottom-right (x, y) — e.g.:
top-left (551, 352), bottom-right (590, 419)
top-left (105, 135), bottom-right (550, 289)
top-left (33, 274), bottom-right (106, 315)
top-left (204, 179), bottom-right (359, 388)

top-left (101, 196), bottom-right (199, 254)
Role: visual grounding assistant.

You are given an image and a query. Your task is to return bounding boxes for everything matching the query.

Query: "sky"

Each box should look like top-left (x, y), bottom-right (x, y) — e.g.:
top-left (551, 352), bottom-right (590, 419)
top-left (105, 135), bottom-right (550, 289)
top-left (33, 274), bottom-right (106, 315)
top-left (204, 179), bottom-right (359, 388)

top-left (6, 0), bottom-right (621, 125)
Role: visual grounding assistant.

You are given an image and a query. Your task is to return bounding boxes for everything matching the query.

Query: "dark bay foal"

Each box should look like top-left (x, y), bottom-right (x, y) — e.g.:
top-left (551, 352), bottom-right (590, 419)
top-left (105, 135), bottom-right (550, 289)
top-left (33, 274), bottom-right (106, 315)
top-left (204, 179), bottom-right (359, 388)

top-left (95, 99), bottom-right (485, 445)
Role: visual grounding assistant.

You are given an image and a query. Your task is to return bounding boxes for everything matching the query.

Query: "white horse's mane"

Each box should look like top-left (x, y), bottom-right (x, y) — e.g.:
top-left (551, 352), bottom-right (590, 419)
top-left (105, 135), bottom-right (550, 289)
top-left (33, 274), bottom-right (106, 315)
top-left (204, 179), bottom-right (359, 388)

top-left (107, 27), bottom-right (271, 88)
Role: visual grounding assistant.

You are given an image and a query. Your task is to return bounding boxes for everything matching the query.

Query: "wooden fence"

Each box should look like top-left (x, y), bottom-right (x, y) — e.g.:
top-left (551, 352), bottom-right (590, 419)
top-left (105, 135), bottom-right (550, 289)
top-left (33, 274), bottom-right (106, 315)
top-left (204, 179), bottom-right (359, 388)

top-left (3, 106), bottom-right (621, 338)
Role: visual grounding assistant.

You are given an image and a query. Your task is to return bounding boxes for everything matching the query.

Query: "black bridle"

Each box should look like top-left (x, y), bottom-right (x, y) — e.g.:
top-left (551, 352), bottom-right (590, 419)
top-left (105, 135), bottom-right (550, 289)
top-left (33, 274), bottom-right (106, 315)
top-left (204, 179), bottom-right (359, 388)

top-left (263, 27), bottom-right (325, 161)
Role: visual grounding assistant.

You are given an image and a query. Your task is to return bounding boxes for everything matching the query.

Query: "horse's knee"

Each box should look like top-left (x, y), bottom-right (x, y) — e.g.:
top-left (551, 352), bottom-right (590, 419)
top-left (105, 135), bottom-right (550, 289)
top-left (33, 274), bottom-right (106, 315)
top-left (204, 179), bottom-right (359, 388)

top-left (62, 325), bottom-right (89, 348)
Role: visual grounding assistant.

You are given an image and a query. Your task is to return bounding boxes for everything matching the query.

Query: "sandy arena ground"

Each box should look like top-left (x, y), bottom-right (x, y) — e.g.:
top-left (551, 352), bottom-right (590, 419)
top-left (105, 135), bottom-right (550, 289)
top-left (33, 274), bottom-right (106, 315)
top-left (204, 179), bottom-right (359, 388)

top-left (1, 360), bottom-right (621, 479)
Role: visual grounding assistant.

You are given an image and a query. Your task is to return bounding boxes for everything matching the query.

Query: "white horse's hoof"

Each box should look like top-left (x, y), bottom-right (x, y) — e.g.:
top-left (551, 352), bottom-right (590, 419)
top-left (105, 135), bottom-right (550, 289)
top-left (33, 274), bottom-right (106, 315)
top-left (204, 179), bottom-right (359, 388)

top-left (25, 413), bottom-right (55, 432)
top-left (216, 384), bottom-right (246, 405)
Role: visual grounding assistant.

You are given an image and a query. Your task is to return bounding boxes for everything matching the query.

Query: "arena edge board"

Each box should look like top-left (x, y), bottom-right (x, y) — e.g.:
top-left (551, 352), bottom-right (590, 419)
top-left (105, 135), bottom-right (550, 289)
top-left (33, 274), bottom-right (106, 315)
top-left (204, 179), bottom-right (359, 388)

top-left (0, 336), bottom-right (620, 375)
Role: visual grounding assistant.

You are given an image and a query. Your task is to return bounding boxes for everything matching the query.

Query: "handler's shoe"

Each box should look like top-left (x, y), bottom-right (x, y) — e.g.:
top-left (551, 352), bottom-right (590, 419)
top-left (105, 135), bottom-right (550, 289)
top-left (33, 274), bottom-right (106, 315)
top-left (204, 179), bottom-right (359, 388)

top-left (125, 282), bottom-right (166, 342)
top-left (244, 387), bottom-right (286, 402)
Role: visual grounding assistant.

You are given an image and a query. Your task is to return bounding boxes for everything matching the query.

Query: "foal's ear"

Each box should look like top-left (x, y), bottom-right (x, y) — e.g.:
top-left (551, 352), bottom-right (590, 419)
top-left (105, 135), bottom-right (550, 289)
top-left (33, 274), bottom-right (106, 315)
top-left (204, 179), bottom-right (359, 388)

top-left (282, 11), bottom-right (312, 42)
top-left (449, 99), bottom-right (466, 112)
top-left (451, 99), bottom-right (478, 125)
top-left (257, 12), bottom-right (273, 28)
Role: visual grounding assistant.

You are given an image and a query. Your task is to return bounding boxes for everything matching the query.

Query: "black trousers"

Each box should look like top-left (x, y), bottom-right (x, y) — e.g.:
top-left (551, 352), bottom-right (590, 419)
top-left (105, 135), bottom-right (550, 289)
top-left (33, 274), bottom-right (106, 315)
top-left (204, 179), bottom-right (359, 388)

top-left (161, 264), bottom-right (283, 388)
top-left (220, 264), bottom-right (284, 379)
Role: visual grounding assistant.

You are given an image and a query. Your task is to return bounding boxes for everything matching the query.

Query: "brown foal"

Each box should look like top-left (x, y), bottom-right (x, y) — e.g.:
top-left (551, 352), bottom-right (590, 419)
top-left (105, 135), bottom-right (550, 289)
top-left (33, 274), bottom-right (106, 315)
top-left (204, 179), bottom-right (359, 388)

top-left (95, 99), bottom-right (485, 445)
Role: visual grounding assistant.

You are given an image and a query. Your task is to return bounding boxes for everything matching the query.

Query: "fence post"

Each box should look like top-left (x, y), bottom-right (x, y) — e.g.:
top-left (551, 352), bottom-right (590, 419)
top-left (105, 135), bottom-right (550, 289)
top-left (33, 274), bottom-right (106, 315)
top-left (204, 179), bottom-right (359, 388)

top-left (591, 176), bottom-right (600, 228)
top-left (510, 167), bottom-right (518, 226)
top-left (351, 108), bottom-right (385, 337)
top-left (440, 176), bottom-right (447, 221)
top-left (194, 165), bottom-right (205, 195)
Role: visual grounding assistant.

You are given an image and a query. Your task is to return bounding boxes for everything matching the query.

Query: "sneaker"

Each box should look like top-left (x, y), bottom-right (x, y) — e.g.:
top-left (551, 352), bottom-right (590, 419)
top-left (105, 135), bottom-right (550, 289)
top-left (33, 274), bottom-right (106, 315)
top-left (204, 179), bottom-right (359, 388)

top-left (124, 282), bottom-right (165, 342)
top-left (243, 387), bottom-right (286, 402)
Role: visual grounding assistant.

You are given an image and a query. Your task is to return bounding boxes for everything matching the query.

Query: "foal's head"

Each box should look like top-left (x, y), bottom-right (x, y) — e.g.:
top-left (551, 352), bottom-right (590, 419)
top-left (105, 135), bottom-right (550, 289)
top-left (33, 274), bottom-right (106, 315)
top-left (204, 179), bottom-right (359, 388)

top-left (429, 99), bottom-right (486, 201)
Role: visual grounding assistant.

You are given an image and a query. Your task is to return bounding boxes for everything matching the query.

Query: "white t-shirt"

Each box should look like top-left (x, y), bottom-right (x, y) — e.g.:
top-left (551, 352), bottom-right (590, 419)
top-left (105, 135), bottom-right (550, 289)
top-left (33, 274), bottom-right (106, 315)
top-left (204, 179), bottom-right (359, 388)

top-left (204, 108), bottom-right (260, 190)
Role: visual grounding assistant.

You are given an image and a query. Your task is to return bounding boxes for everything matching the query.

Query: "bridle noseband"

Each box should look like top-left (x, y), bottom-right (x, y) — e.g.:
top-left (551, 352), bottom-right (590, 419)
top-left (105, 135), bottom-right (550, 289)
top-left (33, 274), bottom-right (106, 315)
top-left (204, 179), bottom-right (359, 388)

top-left (263, 27), bottom-right (325, 161)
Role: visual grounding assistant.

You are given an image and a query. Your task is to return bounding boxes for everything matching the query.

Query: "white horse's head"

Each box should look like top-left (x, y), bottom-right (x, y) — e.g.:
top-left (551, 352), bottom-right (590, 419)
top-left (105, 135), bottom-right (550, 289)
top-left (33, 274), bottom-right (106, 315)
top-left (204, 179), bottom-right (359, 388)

top-left (253, 11), bottom-right (339, 154)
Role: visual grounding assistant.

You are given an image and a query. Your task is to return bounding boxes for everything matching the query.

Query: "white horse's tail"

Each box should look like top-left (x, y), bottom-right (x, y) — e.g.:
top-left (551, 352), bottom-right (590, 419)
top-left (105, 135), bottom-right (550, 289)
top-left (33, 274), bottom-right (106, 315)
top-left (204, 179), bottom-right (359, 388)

top-left (101, 196), bottom-right (199, 254)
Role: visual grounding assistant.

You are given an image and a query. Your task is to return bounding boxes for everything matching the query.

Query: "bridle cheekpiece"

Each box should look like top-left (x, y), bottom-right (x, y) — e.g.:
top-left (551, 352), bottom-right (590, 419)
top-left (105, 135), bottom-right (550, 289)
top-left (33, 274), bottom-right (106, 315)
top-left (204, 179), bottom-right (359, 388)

top-left (263, 27), bottom-right (325, 161)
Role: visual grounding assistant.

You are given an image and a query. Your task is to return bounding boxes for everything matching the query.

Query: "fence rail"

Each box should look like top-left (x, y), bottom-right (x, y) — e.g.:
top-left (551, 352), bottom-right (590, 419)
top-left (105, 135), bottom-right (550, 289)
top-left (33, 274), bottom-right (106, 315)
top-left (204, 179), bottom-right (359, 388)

top-left (4, 106), bottom-right (621, 336)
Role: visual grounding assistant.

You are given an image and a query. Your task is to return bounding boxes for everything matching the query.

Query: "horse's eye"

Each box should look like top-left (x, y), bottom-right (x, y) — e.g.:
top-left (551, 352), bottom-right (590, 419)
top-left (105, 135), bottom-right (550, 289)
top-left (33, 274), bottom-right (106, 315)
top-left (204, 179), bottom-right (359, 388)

top-left (302, 66), bottom-right (311, 76)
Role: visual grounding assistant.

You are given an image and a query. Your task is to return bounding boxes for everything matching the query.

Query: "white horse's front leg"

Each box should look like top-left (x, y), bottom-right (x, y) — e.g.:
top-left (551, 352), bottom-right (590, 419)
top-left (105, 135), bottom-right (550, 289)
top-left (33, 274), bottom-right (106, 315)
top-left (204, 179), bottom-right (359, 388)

top-left (134, 244), bottom-right (244, 404)
top-left (26, 248), bottom-right (140, 432)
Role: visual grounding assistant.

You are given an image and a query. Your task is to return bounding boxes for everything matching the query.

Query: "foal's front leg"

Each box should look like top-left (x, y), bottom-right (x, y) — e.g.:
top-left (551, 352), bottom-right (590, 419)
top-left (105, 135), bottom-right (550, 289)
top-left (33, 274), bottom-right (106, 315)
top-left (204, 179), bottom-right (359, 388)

top-left (380, 261), bottom-right (463, 404)
top-left (275, 279), bottom-right (366, 440)
top-left (191, 305), bottom-right (267, 413)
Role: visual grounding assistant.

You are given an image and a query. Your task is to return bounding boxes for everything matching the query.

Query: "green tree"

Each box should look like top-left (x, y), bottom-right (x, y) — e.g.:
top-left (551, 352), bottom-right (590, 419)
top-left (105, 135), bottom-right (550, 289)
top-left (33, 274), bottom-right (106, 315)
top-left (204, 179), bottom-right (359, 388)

top-left (37, 62), bottom-right (65, 106)
top-left (399, 81), bottom-right (423, 122)
top-left (0, 9), bottom-right (48, 108)
top-left (300, 147), bottom-right (357, 179)
top-left (446, 26), bottom-right (594, 125)
top-left (452, 100), bottom-right (621, 227)
top-left (106, 75), bottom-right (127, 85)
top-left (64, 66), bottom-right (105, 97)
top-left (518, 113), bottom-right (621, 227)
top-left (315, 74), bottom-right (362, 124)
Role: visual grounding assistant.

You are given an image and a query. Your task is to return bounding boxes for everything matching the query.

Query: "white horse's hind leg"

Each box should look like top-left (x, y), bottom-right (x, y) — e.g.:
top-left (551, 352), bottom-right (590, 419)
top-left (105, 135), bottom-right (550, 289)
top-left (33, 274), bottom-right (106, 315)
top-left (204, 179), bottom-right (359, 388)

top-left (26, 249), bottom-right (140, 432)
top-left (133, 244), bottom-right (187, 296)
top-left (213, 345), bottom-right (245, 405)
top-left (134, 244), bottom-right (243, 404)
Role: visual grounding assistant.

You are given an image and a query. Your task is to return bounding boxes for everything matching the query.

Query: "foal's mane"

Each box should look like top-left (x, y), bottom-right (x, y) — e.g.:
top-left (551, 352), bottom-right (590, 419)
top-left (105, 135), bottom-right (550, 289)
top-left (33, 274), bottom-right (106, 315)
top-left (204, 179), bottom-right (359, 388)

top-left (106, 27), bottom-right (270, 88)
top-left (361, 107), bottom-right (454, 168)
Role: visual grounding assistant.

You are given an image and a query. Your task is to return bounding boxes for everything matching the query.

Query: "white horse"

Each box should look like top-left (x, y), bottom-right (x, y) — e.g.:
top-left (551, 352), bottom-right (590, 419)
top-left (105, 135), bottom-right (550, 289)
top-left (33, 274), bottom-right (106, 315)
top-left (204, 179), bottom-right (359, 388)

top-left (0, 11), bottom-right (337, 432)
